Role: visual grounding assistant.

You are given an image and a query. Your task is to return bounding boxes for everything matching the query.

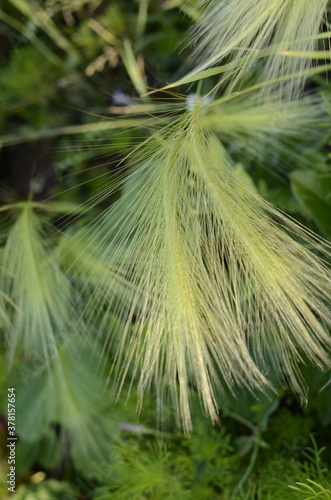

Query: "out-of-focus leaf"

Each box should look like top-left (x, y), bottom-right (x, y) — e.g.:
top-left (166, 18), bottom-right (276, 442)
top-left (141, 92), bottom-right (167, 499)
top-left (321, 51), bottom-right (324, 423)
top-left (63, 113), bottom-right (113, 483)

top-left (14, 338), bottom-right (119, 474)
top-left (12, 479), bottom-right (75, 500)
top-left (290, 170), bottom-right (331, 236)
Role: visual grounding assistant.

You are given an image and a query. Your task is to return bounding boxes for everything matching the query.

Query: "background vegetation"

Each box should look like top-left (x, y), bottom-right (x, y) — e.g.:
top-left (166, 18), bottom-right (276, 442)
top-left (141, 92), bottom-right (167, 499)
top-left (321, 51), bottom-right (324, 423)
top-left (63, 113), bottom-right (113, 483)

top-left (0, 1), bottom-right (330, 498)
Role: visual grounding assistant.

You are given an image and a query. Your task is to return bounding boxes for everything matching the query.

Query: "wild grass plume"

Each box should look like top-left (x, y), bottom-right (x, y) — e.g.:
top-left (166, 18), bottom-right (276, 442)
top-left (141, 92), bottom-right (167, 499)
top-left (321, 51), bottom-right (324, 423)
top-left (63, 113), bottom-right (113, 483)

top-left (186, 0), bottom-right (329, 97)
top-left (78, 101), bottom-right (331, 431)
top-left (1, 204), bottom-right (72, 362)
top-left (14, 337), bottom-right (116, 474)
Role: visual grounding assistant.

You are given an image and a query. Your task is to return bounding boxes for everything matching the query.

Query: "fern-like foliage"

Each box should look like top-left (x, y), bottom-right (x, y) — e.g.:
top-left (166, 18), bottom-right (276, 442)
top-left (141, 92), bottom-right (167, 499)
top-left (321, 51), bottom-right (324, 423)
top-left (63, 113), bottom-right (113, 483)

top-left (96, 428), bottom-right (235, 500)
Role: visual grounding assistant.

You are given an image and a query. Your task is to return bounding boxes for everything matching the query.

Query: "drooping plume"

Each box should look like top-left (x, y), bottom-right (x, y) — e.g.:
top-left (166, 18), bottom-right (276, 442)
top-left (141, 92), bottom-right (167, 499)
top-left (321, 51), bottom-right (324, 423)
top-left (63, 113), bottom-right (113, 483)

top-left (1, 204), bottom-right (72, 362)
top-left (80, 105), bottom-right (330, 432)
top-left (187, 0), bottom-right (329, 97)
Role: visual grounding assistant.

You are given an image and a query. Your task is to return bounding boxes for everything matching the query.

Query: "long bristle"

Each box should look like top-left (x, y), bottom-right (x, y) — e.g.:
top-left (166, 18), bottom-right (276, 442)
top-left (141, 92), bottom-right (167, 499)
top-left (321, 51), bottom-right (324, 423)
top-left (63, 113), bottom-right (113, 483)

top-left (78, 107), bottom-right (330, 431)
top-left (187, 0), bottom-right (328, 98)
